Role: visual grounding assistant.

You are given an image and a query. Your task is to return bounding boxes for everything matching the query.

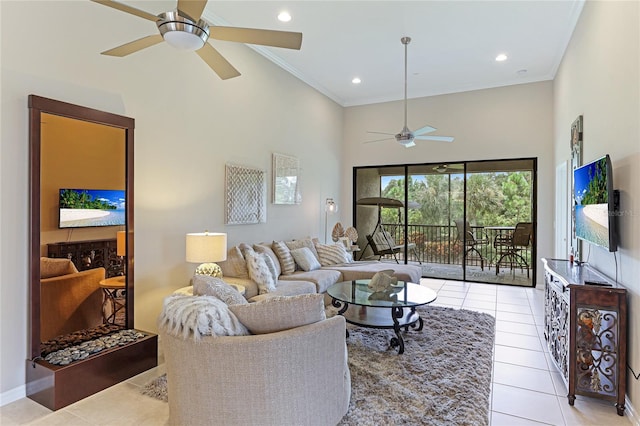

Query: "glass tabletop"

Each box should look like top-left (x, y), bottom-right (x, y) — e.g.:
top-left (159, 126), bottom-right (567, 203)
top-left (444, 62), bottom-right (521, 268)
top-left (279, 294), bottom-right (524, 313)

top-left (327, 280), bottom-right (437, 308)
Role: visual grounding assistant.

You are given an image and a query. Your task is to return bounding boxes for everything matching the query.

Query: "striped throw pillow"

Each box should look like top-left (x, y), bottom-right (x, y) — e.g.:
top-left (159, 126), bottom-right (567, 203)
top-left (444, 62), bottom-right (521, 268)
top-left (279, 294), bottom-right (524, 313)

top-left (315, 243), bottom-right (351, 266)
top-left (272, 240), bottom-right (295, 275)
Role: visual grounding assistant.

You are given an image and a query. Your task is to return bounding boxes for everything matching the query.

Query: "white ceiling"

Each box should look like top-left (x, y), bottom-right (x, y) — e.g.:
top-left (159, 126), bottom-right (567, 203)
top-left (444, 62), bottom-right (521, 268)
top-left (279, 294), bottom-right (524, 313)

top-left (123, 1), bottom-right (585, 107)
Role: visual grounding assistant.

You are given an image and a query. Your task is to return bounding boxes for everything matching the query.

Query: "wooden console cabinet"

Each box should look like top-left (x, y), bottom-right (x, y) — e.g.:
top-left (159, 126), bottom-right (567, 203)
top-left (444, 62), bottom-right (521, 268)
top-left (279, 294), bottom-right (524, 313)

top-left (48, 238), bottom-right (124, 278)
top-left (542, 258), bottom-right (627, 416)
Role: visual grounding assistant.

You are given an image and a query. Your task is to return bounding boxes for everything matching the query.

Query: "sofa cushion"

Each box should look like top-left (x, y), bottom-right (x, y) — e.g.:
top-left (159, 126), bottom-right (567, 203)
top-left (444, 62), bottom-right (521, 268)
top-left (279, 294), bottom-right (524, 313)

top-left (272, 240), bottom-right (296, 275)
top-left (245, 250), bottom-right (277, 294)
top-left (290, 247), bottom-right (321, 272)
top-left (279, 269), bottom-right (342, 293)
top-left (248, 280), bottom-right (317, 302)
top-left (40, 257), bottom-right (79, 279)
top-left (218, 246), bottom-right (249, 279)
top-left (253, 243), bottom-right (281, 277)
top-left (158, 294), bottom-right (249, 340)
top-left (315, 243), bottom-right (351, 266)
top-left (192, 275), bottom-right (248, 306)
top-left (285, 238), bottom-right (319, 261)
top-left (228, 293), bottom-right (326, 334)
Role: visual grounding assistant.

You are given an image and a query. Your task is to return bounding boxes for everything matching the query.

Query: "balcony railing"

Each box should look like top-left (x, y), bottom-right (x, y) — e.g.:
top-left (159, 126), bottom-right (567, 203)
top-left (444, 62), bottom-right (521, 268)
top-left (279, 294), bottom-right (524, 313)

top-left (378, 223), bottom-right (532, 271)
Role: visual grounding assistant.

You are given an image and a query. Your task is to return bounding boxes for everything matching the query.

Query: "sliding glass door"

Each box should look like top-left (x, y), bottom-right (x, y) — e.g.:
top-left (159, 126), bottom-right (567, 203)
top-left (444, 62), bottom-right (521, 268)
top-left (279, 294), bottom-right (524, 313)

top-left (353, 158), bottom-right (536, 286)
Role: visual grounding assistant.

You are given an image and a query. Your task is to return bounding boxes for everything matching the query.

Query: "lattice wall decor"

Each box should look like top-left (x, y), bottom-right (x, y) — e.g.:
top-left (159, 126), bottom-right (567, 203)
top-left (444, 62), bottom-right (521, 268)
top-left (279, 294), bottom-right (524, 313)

top-left (225, 163), bottom-right (267, 225)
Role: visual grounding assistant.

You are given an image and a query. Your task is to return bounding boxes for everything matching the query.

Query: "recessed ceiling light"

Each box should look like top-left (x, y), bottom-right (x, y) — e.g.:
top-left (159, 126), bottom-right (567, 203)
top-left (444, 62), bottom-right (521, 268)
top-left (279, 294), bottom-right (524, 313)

top-left (352, 77), bottom-right (361, 84)
top-left (495, 53), bottom-right (508, 62)
top-left (277, 11), bottom-right (292, 22)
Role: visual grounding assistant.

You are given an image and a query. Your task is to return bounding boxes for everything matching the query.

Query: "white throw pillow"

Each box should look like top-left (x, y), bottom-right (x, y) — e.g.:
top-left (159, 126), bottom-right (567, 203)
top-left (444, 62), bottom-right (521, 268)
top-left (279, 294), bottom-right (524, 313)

top-left (290, 247), bottom-right (322, 272)
top-left (315, 243), bottom-right (351, 266)
top-left (245, 250), bottom-right (277, 294)
top-left (228, 293), bottom-right (326, 334)
top-left (158, 294), bottom-right (249, 340)
top-left (192, 275), bottom-right (248, 306)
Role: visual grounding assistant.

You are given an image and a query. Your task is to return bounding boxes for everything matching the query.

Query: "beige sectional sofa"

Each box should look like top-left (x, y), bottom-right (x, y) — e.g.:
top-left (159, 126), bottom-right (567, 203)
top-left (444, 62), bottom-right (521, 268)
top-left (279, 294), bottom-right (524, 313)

top-left (216, 238), bottom-right (422, 301)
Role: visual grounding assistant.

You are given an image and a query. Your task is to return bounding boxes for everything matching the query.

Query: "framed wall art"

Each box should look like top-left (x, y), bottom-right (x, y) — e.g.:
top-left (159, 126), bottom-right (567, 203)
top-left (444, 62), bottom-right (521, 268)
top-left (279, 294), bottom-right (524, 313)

top-left (225, 163), bottom-right (267, 225)
top-left (272, 153), bottom-right (301, 205)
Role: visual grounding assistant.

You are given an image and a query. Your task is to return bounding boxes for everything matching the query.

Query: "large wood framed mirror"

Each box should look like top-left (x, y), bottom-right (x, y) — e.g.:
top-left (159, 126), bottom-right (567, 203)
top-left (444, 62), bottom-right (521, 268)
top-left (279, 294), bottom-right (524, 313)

top-left (28, 95), bottom-right (156, 410)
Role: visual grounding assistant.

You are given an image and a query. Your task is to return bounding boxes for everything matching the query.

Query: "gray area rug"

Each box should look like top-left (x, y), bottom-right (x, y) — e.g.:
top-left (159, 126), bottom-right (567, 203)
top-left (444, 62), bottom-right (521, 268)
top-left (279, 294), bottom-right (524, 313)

top-left (142, 305), bottom-right (495, 425)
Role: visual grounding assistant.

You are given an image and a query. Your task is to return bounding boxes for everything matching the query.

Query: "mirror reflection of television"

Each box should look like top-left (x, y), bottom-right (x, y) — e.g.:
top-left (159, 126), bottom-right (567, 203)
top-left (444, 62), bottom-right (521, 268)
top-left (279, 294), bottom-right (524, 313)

top-left (573, 155), bottom-right (618, 252)
top-left (59, 189), bottom-right (126, 228)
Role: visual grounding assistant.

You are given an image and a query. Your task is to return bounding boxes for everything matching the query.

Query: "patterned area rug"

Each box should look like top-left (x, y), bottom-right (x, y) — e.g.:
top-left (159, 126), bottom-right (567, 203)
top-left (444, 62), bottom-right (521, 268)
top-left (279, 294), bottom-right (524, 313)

top-left (142, 305), bottom-right (495, 426)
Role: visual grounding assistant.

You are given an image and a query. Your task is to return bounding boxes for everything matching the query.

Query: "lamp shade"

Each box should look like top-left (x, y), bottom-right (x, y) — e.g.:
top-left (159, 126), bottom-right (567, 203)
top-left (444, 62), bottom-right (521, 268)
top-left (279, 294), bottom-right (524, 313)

top-left (186, 232), bottom-right (227, 263)
top-left (116, 231), bottom-right (126, 257)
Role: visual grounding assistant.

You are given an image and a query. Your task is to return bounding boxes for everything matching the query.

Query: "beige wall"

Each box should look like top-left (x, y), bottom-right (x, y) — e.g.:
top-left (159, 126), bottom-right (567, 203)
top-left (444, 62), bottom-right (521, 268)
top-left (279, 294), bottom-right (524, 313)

top-left (0, 0), bottom-right (343, 398)
top-left (342, 81), bottom-right (555, 282)
top-left (553, 0), bottom-right (640, 412)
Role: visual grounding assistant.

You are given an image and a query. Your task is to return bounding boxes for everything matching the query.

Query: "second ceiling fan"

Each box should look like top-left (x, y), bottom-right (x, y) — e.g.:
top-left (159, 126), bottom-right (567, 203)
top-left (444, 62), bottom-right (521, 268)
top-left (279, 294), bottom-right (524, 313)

top-left (91, 0), bottom-right (303, 80)
top-left (366, 37), bottom-right (454, 148)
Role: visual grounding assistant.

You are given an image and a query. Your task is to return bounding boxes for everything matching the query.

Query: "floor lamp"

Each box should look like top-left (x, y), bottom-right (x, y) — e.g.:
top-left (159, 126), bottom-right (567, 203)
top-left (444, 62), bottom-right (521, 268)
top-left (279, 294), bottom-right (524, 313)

top-left (324, 198), bottom-right (338, 243)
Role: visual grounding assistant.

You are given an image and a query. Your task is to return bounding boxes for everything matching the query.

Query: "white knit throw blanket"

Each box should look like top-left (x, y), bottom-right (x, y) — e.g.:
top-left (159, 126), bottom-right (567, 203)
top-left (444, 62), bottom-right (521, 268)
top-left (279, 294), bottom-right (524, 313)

top-left (158, 294), bottom-right (249, 340)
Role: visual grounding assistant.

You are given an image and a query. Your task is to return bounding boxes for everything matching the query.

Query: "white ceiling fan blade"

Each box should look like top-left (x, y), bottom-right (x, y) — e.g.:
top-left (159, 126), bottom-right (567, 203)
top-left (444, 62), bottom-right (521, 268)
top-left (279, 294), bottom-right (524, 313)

top-left (413, 124), bottom-right (436, 136)
top-left (209, 27), bottom-right (303, 50)
top-left (196, 43), bottom-right (241, 80)
top-left (91, 0), bottom-right (158, 22)
top-left (367, 131), bottom-right (396, 136)
top-left (364, 137), bottom-right (395, 144)
top-left (177, 0), bottom-right (208, 21)
top-left (101, 35), bottom-right (163, 57)
top-left (415, 135), bottom-right (455, 143)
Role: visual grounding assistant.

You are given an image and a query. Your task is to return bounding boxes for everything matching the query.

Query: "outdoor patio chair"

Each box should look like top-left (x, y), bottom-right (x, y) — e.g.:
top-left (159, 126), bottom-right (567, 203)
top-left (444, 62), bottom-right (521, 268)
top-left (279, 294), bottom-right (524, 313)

top-left (494, 222), bottom-right (533, 277)
top-left (366, 230), bottom-right (421, 264)
top-left (454, 220), bottom-right (489, 271)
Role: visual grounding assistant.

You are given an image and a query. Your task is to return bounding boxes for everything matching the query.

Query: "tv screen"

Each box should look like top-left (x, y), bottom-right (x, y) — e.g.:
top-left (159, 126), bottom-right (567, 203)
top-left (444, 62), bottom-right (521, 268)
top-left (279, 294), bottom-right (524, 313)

top-left (573, 155), bottom-right (617, 252)
top-left (59, 189), bottom-right (126, 228)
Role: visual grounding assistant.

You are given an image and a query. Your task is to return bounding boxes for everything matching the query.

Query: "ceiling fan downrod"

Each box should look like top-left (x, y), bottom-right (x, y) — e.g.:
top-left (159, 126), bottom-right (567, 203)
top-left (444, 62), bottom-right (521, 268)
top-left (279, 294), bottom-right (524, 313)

top-left (401, 36), bottom-right (411, 133)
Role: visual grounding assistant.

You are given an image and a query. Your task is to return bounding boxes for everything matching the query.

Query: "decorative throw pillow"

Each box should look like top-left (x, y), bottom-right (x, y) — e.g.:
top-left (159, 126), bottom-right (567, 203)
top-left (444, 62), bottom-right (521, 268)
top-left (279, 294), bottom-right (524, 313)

top-left (218, 246), bottom-right (249, 278)
top-left (315, 243), bottom-right (351, 266)
top-left (272, 240), bottom-right (295, 275)
top-left (245, 250), bottom-right (277, 294)
top-left (253, 243), bottom-right (281, 277)
top-left (290, 247), bottom-right (322, 272)
top-left (228, 293), bottom-right (326, 334)
top-left (40, 257), bottom-right (79, 278)
top-left (158, 294), bottom-right (249, 340)
top-left (192, 275), bottom-right (248, 306)
top-left (285, 238), bottom-right (320, 261)
top-left (262, 254), bottom-right (279, 284)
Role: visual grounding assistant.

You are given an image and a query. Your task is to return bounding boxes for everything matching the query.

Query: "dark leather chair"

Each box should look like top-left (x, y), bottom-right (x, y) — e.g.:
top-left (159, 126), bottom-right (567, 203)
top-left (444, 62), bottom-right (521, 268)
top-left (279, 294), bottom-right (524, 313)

top-left (494, 222), bottom-right (533, 277)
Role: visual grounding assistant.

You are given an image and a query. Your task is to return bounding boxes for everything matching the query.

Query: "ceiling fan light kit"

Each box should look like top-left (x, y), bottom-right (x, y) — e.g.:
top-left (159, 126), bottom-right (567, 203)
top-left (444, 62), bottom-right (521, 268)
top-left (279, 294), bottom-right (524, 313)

top-left (158, 10), bottom-right (209, 51)
top-left (366, 36), bottom-right (454, 148)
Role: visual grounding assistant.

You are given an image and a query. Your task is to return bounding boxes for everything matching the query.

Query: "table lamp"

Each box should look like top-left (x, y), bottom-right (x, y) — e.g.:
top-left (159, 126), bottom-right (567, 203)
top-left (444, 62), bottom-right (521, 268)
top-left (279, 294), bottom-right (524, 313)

top-left (186, 231), bottom-right (227, 277)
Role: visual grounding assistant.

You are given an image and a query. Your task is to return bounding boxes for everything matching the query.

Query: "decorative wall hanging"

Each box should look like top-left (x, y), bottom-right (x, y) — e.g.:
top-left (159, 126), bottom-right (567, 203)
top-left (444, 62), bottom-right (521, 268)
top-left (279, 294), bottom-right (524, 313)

top-left (272, 153), bottom-right (301, 204)
top-left (225, 163), bottom-right (266, 225)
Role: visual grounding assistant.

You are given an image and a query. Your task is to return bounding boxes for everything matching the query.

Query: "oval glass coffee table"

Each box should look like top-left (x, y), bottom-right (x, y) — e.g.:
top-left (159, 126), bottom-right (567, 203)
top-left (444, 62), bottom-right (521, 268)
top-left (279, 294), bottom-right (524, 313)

top-left (327, 279), bottom-right (437, 354)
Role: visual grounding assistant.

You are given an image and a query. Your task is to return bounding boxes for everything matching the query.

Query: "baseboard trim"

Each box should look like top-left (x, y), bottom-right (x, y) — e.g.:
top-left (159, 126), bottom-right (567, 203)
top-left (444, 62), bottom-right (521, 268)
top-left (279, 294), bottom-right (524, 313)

top-left (625, 395), bottom-right (639, 426)
top-left (0, 384), bottom-right (26, 407)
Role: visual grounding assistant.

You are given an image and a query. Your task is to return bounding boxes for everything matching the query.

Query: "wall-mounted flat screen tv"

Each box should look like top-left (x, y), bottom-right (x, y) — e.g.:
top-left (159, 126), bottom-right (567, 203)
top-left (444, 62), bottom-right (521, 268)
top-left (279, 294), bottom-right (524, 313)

top-left (59, 189), bottom-right (126, 228)
top-left (573, 155), bottom-right (618, 252)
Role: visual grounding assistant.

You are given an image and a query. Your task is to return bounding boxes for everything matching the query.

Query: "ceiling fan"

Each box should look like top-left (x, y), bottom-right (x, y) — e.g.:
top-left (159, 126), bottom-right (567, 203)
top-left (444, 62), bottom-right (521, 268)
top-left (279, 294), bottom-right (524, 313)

top-left (91, 0), bottom-right (303, 80)
top-left (366, 37), bottom-right (454, 148)
top-left (433, 164), bottom-right (464, 173)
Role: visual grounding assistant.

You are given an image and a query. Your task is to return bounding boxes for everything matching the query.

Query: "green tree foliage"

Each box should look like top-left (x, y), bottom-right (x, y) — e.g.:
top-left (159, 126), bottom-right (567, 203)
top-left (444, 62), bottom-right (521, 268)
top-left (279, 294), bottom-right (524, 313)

top-left (60, 190), bottom-right (117, 210)
top-left (380, 171), bottom-right (532, 227)
top-left (581, 159), bottom-right (608, 205)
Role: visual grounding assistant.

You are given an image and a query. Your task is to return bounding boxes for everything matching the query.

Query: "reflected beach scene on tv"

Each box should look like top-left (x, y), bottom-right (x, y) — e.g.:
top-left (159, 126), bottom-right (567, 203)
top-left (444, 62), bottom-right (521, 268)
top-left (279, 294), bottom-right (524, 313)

top-left (574, 157), bottom-right (609, 248)
top-left (59, 189), bottom-right (126, 228)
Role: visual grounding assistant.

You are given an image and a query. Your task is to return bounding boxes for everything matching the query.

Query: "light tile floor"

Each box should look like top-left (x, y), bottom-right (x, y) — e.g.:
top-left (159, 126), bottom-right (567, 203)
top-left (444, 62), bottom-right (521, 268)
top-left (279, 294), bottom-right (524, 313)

top-left (0, 279), bottom-right (634, 425)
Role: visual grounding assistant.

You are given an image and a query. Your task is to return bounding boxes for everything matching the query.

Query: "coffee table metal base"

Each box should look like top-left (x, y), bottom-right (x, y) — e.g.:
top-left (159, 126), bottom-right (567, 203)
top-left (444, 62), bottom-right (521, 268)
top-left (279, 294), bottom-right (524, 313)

top-left (332, 299), bottom-right (424, 354)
